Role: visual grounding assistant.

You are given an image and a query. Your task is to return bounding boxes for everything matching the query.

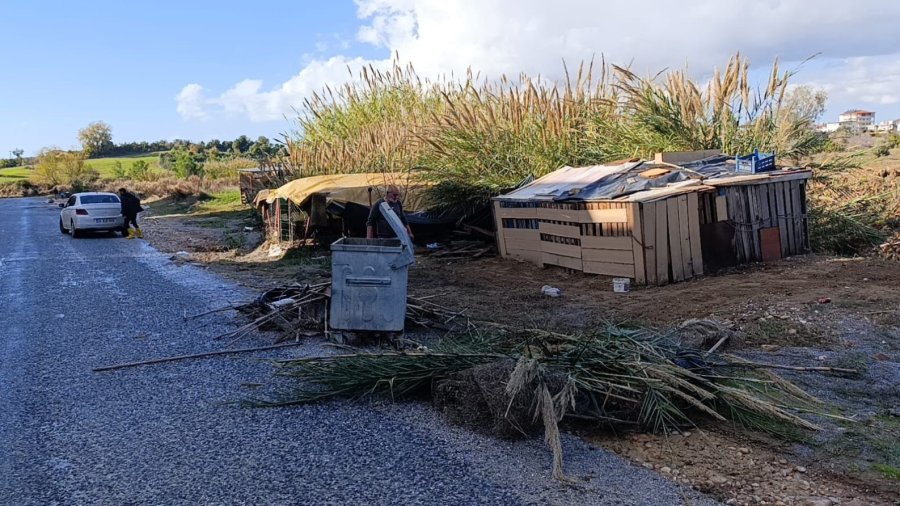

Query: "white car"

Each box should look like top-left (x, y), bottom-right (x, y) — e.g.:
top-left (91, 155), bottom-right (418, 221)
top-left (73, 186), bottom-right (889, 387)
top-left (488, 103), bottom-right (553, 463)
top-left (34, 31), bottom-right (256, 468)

top-left (58, 192), bottom-right (125, 238)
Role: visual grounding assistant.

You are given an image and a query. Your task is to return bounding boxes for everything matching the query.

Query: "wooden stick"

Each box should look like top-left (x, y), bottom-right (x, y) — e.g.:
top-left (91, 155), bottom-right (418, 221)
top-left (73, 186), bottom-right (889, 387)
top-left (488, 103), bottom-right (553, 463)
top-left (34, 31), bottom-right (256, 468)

top-left (92, 342), bottom-right (307, 372)
top-left (705, 336), bottom-right (729, 355)
top-left (183, 304), bottom-right (244, 320)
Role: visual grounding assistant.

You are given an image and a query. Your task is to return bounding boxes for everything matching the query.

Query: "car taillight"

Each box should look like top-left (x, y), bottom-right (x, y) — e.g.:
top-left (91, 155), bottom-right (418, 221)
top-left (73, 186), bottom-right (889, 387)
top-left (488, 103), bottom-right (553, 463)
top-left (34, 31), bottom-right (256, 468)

top-left (75, 209), bottom-right (89, 215)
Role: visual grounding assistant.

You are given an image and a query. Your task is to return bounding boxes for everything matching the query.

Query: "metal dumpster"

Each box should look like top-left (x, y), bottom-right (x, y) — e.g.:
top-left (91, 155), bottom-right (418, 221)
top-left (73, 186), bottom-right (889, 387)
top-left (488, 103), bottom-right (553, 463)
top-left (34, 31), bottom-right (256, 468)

top-left (329, 202), bottom-right (415, 332)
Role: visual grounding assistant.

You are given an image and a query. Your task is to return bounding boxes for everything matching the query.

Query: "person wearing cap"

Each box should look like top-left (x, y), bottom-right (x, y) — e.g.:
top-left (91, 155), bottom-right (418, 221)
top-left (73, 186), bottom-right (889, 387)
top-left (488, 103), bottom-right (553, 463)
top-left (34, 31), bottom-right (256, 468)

top-left (366, 185), bottom-right (414, 240)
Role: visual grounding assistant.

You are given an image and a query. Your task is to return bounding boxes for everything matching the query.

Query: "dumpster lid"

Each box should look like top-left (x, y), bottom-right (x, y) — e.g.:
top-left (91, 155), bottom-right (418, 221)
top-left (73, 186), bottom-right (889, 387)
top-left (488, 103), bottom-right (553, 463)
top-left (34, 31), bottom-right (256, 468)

top-left (380, 201), bottom-right (416, 269)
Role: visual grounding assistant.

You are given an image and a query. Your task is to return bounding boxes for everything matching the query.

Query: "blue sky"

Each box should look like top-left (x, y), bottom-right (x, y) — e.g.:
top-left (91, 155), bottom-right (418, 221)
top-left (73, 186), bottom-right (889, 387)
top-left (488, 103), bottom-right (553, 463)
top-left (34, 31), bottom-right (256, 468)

top-left (3, 0), bottom-right (900, 157)
top-left (0, 1), bottom-right (383, 155)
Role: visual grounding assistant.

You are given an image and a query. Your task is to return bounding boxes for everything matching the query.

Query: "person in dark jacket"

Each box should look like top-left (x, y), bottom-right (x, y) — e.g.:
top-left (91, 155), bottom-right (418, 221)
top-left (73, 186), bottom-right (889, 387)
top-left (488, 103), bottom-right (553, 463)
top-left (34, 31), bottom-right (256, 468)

top-left (366, 185), bottom-right (414, 240)
top-left (118, 187), bottom-right (143, 239)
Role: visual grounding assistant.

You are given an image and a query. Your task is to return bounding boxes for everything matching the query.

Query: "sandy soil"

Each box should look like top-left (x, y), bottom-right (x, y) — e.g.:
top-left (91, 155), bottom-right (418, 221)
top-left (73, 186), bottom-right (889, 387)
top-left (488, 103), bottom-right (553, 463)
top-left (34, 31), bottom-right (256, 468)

top-left (139, 211), bottom-right (900, 505)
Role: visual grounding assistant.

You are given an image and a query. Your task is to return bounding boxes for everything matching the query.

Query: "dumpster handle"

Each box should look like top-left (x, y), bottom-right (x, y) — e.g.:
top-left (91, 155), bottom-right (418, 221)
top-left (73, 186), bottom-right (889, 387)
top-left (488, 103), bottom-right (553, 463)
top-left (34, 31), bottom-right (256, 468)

top-left (346, 276), bottom-right (392, 286)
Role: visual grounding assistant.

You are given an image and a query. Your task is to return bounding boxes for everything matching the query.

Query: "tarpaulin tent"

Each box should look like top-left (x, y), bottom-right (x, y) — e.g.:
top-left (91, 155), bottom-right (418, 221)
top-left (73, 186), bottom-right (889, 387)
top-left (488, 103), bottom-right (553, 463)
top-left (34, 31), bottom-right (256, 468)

top-left (255, 172), bottom-right (433, 212)
top-left (255, 172), bottom-right (452, 242)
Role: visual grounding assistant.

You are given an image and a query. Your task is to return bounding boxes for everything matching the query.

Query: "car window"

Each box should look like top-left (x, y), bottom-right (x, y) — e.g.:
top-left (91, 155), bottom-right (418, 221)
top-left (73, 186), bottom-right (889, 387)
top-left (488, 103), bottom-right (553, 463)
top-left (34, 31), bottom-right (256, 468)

top-left (66, 196), bottom-right (76, 207)
top-left (79, 195), bottom-right (120, 204)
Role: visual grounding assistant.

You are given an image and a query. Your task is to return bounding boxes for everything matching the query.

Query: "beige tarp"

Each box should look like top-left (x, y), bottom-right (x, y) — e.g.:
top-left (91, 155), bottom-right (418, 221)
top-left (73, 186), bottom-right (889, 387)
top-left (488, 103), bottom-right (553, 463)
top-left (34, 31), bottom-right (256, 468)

top-left (254, 172), bottom-right (433, 212)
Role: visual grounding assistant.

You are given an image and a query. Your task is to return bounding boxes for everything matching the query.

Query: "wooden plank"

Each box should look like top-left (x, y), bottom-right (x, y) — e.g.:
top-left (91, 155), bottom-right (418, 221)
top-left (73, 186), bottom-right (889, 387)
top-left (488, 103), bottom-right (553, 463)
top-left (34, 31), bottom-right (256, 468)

top-left (774, 182), bottom-right (788, 257)
top-left (666, 198), bottom-right (685, 282)
top-left (654, 149), bottom-right (722, 165)
top-left (583, 260), bottom-right (636, 278)
top-left (676, 195), bottom-right (692, 278)
top-left (781, 182), bottom-right (795, 255)
top-left (541, 252), bottom-right (583, 271)
top-left (626, 182), bottom-right (709, 202)
top-left (627, 203), bottom-right (647, 284)
top-left (800, 182), bottom-right (810, 251)
top-left (538, 221), bottom-right (581, 238)
top-left (508, 249), bottom-right (542, 265)
top-left (540, 241), bottom-right (581, 259)
top-left (580, 236), bottom-right (633, 250)
top-left (748, 186), bottom-right (762, 261)
top-left (539, 207), bottom-right (628, 223)
top-left (642, 202), bottom-right (658, 285)
top-left (583, 208), bottom-right (628, 223)
top-left (757, 184), bottom-right (771, 228)
top-left (767, 182), bottom-right (778, 231)
top-left (767, 170), bottom-right (814, 183)
top-left (505, 238), bottom-right (543, 252)
top-left (686, 193), bottom-right (704, 276)
top-left (790, 180), bottom-right (805, 254)
top-left (503, 228), bottom-right (540, 241)
top-left (535, 207), bottom-right (581, 222)
top-left (726, 189), bottom-right (744, 263)
top-left (493, 201), bottom-right (507, 257)
top-left (496, 207), bottom-right (538, 219)
top-left (655, 201), bottom-right (669, 285)
top-left (737, 189), bottom-right (753, 263)
top-left (582, 248), bottom-right (634, 264)
top-left (715, 195), bottom-right (728, 221)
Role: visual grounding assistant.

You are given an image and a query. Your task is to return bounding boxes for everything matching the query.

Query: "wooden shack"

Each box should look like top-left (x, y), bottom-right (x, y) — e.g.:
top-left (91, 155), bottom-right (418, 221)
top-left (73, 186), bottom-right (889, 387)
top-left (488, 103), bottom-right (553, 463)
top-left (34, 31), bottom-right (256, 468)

top-left (493, 152), bottom-right (812, 285)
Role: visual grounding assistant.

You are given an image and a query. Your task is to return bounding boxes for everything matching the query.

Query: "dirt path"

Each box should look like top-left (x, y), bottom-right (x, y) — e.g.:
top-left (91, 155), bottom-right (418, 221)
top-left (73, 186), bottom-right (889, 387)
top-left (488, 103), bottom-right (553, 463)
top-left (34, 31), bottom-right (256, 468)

top-left (140, 210), bottom-right (900, 505)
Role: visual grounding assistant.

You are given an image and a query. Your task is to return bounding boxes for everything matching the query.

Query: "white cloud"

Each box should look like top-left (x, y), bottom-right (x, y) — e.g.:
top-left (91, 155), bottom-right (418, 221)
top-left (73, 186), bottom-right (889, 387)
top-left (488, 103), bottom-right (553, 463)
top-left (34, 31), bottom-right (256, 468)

top-left (799, 55), bottom-right (900, 118)
top-left (175, 84), bottom-right (209, 120)
top-left (178, 0), bottom-right (900, 122)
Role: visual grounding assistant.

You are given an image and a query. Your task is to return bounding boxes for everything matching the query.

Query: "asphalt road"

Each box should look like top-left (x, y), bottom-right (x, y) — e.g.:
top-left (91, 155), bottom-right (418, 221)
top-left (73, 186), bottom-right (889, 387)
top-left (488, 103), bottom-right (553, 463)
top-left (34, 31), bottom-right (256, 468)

top-left (0, 197), bottom-right (716, 505)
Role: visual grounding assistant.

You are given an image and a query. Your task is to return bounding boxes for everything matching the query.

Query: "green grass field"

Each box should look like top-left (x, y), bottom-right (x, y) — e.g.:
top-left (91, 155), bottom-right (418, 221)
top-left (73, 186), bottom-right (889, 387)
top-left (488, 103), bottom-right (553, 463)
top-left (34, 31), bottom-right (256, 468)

top-left (1, 153), bottom-right (166, 182)
top-left (85, 154), bottom-right (163, 179)
top-left (0, 167), bottom-right (34, 180)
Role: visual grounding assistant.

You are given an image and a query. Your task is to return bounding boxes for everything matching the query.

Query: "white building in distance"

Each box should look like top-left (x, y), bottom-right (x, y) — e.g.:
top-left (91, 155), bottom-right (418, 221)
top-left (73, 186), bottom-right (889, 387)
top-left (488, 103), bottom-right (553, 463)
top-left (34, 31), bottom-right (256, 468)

top-left (818, 109), bottom-right (877, 133)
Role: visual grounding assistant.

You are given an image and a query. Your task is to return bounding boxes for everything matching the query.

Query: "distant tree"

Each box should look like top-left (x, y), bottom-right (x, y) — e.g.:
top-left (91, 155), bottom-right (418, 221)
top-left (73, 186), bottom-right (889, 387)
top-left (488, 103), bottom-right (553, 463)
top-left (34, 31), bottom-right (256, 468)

top-left (34, 148), bottom-right (97, 188)
top-left (207, 146), bottom-right (220, 160)
top-left (77, 121), bottom-right (114, 158)
top-left (33, 148), bottom-right (66, 185)
top-left (782, 86), bottom-right (828, 124)
top-left (248, 136), bottom-right (271, 160)
top-left (231, 135), bottom-right (251, 153)
top-left (11, 149), bottom-right (24, 166)
top-left (171, 147), bottom-right (201, 178)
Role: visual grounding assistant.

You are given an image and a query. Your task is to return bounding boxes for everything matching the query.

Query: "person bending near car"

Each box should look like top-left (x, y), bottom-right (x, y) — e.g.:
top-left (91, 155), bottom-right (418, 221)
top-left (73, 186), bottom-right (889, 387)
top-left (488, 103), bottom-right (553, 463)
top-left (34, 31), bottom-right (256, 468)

top-left (118, 187), bottom-right (143, 239)
top-left (366, 185), bottom-right (414, 240)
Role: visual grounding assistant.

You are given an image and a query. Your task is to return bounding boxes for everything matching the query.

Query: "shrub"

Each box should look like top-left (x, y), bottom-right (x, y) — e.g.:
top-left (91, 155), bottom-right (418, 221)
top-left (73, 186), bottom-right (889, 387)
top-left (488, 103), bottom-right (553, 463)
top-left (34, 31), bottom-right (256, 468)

top-left (287, 55), bottom-right (828, 212)
top-left (202, 156), bottom-right (257, 181)
top-left (33, 148), bottom-right (98, 188)
top-left (808, 166), bottom-right (899, 254)
top-left (112, 160), bottom-right (127, 179)
top-left (129, 160), bottom-right (151, 181)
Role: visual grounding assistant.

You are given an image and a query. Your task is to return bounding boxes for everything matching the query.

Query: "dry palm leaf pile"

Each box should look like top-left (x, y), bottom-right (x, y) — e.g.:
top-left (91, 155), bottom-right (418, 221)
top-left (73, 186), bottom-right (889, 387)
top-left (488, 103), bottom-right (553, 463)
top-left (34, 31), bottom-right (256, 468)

top-left (263, 323), bottom-right (843, 480)
top-left (201, 282), bottom-right (472, 346)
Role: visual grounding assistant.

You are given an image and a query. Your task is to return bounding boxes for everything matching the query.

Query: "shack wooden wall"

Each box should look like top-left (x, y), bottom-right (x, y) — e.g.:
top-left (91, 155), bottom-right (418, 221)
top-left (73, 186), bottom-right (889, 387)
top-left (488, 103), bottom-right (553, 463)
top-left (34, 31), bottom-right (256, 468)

top-left (494, 200), bottom-right (643, 282)
top-left (494, 177), bottom-right (809, 286)
top-left (635, 192), bottom-right (711, 285)
top-left (632, 179), bottom-right (809, 285)
top-left (719, 179), bottom-right (809, 263)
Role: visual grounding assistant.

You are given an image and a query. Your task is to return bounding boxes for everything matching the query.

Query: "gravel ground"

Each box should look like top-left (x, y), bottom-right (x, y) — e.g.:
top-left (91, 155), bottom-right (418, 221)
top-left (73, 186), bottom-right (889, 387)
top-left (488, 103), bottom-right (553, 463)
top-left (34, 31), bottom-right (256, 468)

top-left (0, 197), bottom-right (718, 505)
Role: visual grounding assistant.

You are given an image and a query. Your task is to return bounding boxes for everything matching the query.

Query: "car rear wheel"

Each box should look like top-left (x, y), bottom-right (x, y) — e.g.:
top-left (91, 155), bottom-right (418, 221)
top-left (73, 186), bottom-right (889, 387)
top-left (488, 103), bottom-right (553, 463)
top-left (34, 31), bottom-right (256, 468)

top-left (70, 220), bottom-right (81, 238)
top-left (59, 217), bottom-right (67, 234)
